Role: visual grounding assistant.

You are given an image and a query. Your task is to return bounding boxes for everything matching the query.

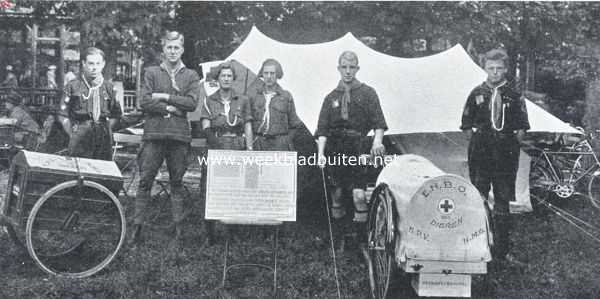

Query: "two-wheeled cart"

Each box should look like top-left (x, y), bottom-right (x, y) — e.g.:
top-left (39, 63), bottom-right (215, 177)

top-left (362, 154), bottom-right (492, 298)
top-left (1, 150), bottom-right (126, 278)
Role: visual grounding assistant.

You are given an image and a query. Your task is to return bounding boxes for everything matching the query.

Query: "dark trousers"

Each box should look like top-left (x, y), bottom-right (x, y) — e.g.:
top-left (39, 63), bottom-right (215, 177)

top-left (68, 120), bottom-right (112, 160)
top-left (134, 139), bottom-right (190, 225)
top-left (326, 135), bottom-right (370, 241)
top-left (327, 135), bottom-right (370, 203)
top-left (207, 135), bottom-right (246, 150)
top-left (254, 135), bottom-right (293, 151)
top-left (468, 131), bottom-right (520, 258)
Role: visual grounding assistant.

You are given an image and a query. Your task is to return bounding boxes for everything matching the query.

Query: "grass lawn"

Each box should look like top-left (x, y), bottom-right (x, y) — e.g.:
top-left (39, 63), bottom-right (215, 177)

top-left (1, 166), bottom-right (600, 299)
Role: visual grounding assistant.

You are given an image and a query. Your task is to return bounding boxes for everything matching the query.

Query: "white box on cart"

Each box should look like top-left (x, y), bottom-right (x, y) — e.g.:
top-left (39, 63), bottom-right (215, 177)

top-left (411, 273), bottom-right (471, 297)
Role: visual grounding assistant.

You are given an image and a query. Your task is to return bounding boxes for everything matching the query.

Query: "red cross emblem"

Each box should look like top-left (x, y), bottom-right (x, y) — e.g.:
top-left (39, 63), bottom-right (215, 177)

top-left (438, 198), bottom-right (455, 214)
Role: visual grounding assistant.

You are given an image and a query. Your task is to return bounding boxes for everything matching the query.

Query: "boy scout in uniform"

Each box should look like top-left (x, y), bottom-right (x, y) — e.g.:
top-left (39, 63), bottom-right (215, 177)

top-left (316, 51), bottom-right (387, 250)
top-left (201, 61), bottom-right (254, 151)
top-left (131, 31), bottom-right (200, 244)
top-left (460, 48), bottom-right (530, 267)
top-left (249, 58), bottom-right (303, 151)
top-left (200, 61), bottom-right (253, 245)
top-left (60, 47), bottom-right (122, 160)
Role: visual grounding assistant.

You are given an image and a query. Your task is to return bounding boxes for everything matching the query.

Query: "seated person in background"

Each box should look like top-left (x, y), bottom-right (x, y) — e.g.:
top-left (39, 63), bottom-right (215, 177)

top-left (1, 65), bottom-right (18, 88)
top-left (4, 89), bottom-right (41, 151)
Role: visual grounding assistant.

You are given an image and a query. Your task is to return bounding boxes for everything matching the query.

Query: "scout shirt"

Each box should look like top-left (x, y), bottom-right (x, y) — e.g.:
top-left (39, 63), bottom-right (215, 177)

top-left (140, 64), bottom-right (200, 143)
top-left (200, 89), bottom-right (253, 134)
top-left (460, 81), bottom-right (530, 133)
top-left (61, 76), bottom-right (122, 122)
top-left (249, 82), bottom-right (302, 136)
top-left (315, 81), bottom-right (388, 137)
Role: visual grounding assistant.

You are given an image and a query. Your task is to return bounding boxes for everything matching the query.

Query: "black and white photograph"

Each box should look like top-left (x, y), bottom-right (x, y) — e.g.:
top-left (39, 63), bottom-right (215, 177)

top-left (1, 1), bottom-right (600, 298)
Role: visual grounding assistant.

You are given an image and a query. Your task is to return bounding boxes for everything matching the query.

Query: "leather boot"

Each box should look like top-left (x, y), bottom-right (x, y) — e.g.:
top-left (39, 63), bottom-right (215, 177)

top-left (171, 187), bottom-right (186, 242)
top-left (133, 191), bottom-right (150, 227)
top-left (492, 214), bottom-right (511, 259)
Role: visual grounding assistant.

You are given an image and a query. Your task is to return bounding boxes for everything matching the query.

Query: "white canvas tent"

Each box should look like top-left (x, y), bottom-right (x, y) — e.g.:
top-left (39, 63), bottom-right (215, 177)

top-left (193, 26), bottom-right (581, 211)
top-left (194, 26), bottom-right (580, 136)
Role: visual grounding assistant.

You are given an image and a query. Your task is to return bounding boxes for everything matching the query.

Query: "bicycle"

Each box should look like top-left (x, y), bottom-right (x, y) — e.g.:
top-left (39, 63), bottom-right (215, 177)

top-left (528, 135), bottom-right (600, 209)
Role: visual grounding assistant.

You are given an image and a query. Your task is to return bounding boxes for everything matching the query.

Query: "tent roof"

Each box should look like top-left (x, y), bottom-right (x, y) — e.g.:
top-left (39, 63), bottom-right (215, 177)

top-left (199, 26), bottom-right (580, 135)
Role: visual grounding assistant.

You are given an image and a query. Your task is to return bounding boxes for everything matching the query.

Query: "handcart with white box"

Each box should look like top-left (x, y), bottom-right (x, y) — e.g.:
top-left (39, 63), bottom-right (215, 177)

top-left (362, 154), bottom-right (492, 298)
top-left (0, 150), bottom-right (126, 278)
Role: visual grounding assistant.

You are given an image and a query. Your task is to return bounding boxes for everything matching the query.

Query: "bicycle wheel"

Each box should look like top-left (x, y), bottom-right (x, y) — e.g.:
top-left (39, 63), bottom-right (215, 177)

top-left (25, 180), bottom-right (126, 278)
top-left (587, 173), bottom-right (600, 209)
top-left (365, 183), bottom-right (396, 299)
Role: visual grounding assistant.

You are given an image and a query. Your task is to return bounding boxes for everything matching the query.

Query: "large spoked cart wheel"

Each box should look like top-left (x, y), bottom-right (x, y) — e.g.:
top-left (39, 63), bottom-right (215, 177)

top-left (25, 180), bottom-right (126, 278)
top-left (2, 151), bottom-right (125, 278)
top-left (365, 183), bottom-right (397, 299)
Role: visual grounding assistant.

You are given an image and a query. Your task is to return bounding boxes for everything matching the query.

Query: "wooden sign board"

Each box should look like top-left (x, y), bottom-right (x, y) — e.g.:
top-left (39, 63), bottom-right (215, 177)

top-left (205, 150), bottom-right (297, 222)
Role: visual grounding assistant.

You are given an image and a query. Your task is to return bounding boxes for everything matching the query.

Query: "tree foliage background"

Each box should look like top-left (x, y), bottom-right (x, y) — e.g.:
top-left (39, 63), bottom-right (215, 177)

top-left (18, 1), bottom-right (600, 130)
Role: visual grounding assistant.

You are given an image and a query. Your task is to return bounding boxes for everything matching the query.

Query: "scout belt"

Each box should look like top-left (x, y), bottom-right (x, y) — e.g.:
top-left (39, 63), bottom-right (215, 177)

top-left (330, 129), bottom-right (363, 137)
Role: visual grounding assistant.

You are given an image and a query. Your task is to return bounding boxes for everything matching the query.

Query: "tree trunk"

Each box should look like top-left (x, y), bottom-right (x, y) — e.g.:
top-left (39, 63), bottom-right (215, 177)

top-left (103, 43), bottom-right (118, 82)
top-left (524, 52), bottom-right (535, 91)
top-left (583, 79), bottom-right (600, 155)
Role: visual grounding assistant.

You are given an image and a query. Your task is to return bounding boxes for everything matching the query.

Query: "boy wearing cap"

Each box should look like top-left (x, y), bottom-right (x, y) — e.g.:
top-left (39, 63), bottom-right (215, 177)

top-left (60, 47), bottom-right (122, 161)
top-left (4, 89), bottom-right (40, 150)
top-left (460, 48), bottom-right (530, 267)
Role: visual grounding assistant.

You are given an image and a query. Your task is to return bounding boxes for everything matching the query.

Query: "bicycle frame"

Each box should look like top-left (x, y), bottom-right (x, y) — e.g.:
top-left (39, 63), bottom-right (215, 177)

top-left (530, 139), bottom-right (600, 199)
top-left (534, 150), bottom-right (599, 184)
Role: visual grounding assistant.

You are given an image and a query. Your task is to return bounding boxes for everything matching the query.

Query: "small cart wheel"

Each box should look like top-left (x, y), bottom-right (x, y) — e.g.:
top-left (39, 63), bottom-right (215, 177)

top-left (365, 183), bottom-right (396, 299)
top-left (25, 180), bottom-right (126, 278)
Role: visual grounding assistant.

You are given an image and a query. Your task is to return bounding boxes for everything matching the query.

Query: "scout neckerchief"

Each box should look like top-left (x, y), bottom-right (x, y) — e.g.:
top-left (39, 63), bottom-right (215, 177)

top-left (81, 74), bottom-right (104, 122)
top-left (335, 79), bottom-right (362, 120)
top-left (219, 91), bottom-right (238, 127)
top-left (487, 80), bottom-right (507, 131)
top-left (160, 61), bottom-right (185, 92)
top-left (257, 90), bottom-right (276, 134)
